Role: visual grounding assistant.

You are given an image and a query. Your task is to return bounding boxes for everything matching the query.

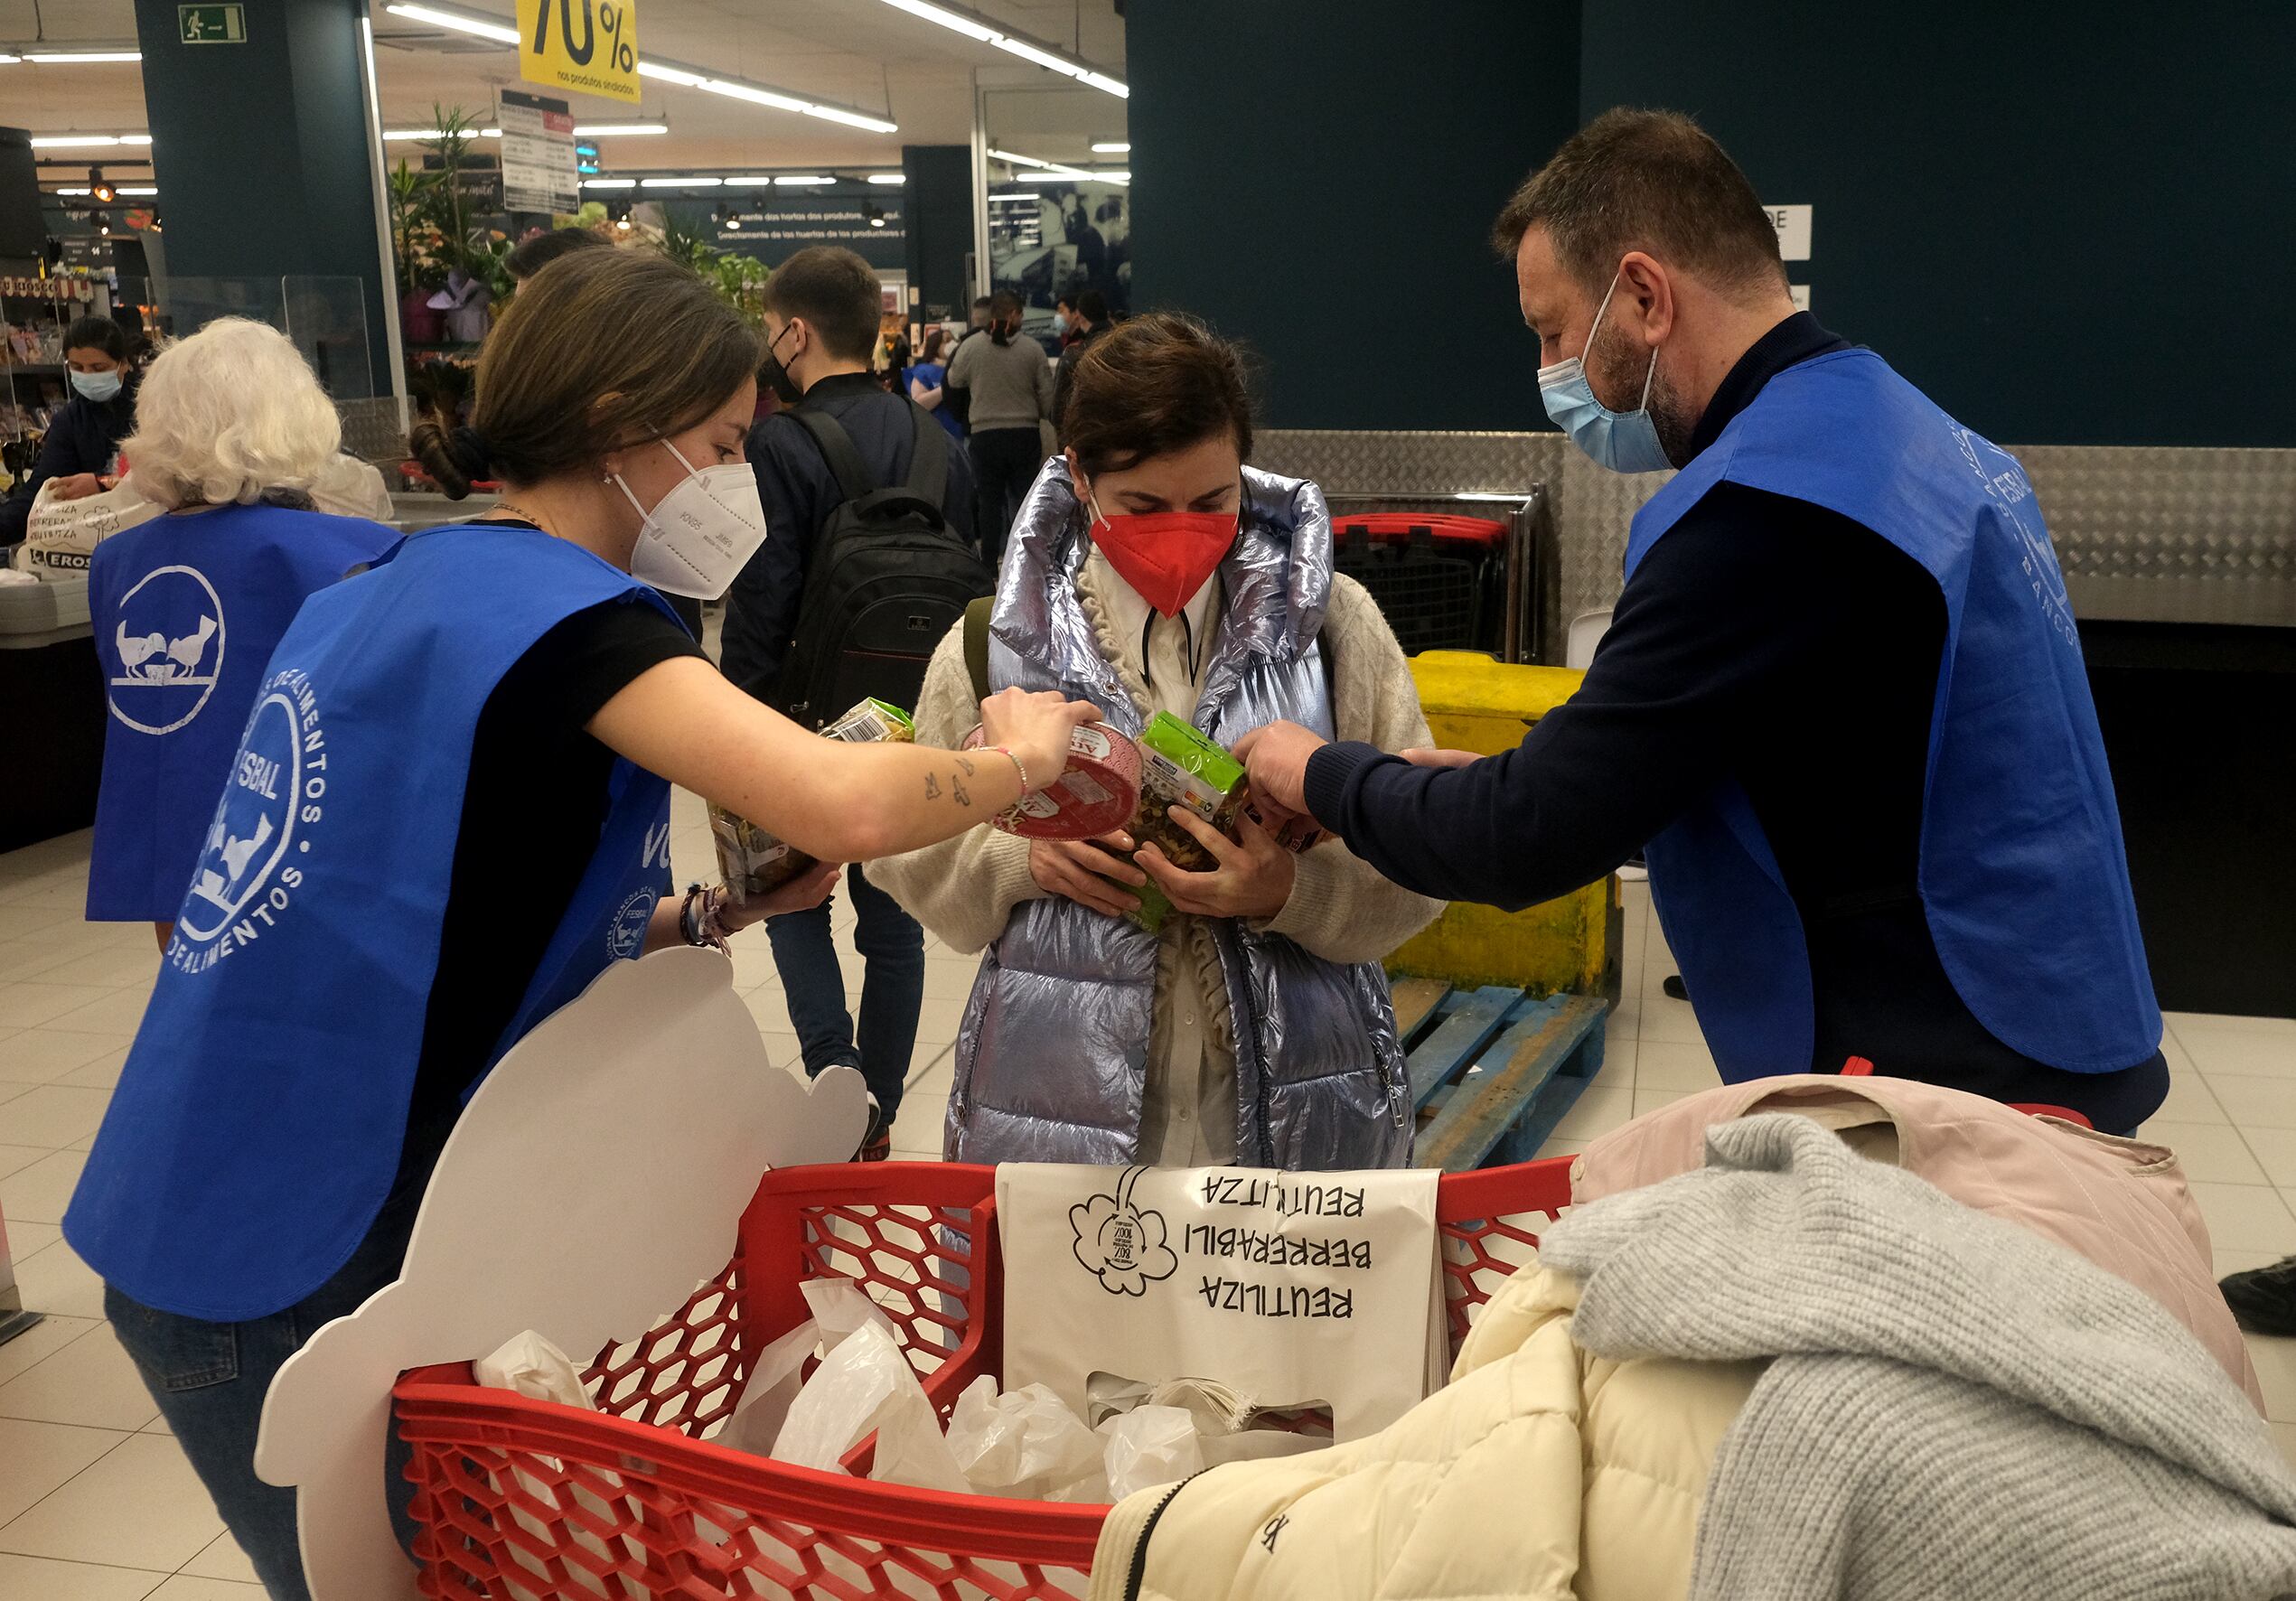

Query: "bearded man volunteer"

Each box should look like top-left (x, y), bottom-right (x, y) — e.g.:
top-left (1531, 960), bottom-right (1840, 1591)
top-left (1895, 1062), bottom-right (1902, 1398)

top-left (1240, 108), bottom-right (2167, 1133)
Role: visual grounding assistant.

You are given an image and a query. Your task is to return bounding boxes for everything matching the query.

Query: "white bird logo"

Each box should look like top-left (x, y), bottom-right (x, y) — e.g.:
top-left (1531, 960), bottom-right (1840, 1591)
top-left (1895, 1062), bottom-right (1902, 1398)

top-left (117, 613), bottom-right (217, 681)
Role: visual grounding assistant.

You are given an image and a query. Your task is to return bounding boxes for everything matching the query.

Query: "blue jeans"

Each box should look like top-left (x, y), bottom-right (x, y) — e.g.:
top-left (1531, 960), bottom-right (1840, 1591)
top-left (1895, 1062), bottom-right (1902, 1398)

top-left (106, 1183), bottom-right (424, 1601)
top-left (764, 861), bottom-right (924, 1121)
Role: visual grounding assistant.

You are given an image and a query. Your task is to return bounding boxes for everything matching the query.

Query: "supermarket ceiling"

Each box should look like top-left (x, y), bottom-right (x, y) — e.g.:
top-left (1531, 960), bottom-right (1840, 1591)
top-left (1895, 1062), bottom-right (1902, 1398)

top-left (0, 0), bottom-right (1129, 186)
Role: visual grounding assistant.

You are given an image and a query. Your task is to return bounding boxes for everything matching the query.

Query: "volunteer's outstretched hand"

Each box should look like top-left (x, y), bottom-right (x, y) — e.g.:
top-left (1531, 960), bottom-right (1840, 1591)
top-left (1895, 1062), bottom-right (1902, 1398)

top-left (978, 687), bottom-right (1101, 791)
top-left (1137, 806), bottom-right (1296, 921)
top-left (717, 859), bottom-right (841, 933)
top-left (1232, 720), bottom-right (1329, 818)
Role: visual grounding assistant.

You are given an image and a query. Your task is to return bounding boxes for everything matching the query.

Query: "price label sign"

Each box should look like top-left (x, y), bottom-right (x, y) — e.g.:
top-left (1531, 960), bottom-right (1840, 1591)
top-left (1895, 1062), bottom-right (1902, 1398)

top-left (515, 0), bottom-right (641, 105)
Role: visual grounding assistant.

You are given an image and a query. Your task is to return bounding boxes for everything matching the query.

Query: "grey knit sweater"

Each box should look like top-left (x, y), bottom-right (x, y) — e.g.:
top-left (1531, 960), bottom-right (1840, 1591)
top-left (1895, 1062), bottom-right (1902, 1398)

top-left (1541, 1112), bottom-right (2296, 1601)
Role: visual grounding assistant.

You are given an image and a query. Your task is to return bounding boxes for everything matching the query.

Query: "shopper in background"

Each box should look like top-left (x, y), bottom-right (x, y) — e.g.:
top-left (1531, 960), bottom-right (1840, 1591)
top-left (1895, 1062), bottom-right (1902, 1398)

top-left (85, 318), bottom-right (399, 951)
top-left (1, 314), bottom-right (139, 547)
top-left (502, 224), bottom-right (608, 284)
top-left (1052, 287), bottom-right (1111, 435)
top-left (1054, 291), bottom-right (1081, 349)
top-left (1239, 108), bottom-right (2169, 1134)
top-left (905, 326), bottom-right (964, 442)
top-left (66, 247), bottom-right (1095, 1601)
top-left (721, 246), bottom-right (979, 1161)
top-left (939, 296), bottom-right (995, 433)
top-left (947, 288), bottom-right (1054, 570)
top-left (875, 313), bottom-right (1441, 1168)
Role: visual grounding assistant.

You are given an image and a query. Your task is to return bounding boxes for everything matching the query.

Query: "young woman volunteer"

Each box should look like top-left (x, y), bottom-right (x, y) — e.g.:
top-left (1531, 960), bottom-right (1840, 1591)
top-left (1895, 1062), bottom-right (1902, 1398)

top-left (874, 314), bottom-right (1443, 1169)
top-left (0, 314), bottom-right (138, 546)
top-left (85, 317), bottom-right (400, 950)
top-left (63, 248), bottom-right (1097, 1601)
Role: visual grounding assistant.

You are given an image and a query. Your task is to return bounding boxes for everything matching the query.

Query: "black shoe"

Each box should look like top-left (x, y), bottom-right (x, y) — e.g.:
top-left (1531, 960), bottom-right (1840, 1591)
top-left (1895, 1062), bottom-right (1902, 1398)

top-left (2221, 1257), bottom-right (2296, 1337)
top-left (1662, 974), bottom-right (1689, 1002)
top-left (854, 1093), bottom-right (892, 1163)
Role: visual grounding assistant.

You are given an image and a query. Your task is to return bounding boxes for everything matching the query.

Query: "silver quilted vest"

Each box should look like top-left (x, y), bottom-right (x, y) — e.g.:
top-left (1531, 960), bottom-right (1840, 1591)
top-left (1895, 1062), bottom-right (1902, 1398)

top-left (947, 459), bottom-right (1411, 1170)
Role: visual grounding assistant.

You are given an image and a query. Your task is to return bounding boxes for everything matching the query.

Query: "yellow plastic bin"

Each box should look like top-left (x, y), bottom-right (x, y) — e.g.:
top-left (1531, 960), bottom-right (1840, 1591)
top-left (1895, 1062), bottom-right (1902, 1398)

top-left (1385, 651), bottom-right (1624, 1002)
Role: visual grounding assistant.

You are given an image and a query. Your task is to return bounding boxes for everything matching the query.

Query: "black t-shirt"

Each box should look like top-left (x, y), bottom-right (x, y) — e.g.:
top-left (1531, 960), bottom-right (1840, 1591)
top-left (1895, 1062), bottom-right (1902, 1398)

top-left (1307, 314), bottom-right (2169, 1131)
top-left (389, 574), bottom-right (705, 1193)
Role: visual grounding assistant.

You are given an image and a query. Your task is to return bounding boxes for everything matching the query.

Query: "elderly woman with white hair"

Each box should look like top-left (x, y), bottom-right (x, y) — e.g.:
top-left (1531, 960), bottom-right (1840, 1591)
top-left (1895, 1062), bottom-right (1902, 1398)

top-left (85, 316), bottom-right (400, 949)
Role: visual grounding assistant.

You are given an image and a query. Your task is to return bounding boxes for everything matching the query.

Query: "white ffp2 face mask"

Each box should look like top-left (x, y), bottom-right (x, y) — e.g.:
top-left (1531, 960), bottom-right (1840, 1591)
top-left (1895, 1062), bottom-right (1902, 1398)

top-left (613, 439), bottom-right (768, 600)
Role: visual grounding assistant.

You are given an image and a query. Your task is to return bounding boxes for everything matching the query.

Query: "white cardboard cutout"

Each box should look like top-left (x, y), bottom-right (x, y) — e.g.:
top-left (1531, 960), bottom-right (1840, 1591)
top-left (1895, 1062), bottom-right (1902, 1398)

top-left (254, 945), bottom-right (868, 1601)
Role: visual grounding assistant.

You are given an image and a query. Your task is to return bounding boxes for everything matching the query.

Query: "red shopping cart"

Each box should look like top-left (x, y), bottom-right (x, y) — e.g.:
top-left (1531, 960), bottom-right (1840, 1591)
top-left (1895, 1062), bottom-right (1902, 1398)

top-left (393, 1157), bottom-right (1574, 1599)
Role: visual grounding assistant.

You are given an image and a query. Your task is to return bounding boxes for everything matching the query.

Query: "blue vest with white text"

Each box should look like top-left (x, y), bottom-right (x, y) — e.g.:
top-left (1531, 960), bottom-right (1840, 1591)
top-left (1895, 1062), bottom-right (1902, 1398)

top-left (66, 524), bottom-right (679, 1321)
top-left (1626, 348), bottom-right (2159, 1082)
top-left (85, 503), bottom-right (398, 922)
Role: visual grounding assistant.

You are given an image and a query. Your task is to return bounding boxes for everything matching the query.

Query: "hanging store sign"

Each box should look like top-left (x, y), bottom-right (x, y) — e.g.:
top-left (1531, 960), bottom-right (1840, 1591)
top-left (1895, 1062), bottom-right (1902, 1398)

top-left (1766, 203), bottom-right (1813, 262)
top-left (178, 4), bottom-right (246, 43)
top-left (496, 89), bottom-right (580, 216)
top-left (516, 0), bottom-right (642, 105)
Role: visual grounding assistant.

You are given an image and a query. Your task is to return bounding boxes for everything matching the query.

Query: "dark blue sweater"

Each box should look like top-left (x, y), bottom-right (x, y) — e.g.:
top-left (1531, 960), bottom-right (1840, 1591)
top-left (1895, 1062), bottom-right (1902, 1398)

top-left (1305, 314), bottom-right (2166, 1130)
top-left (1, 389), bottom-right (136, 546)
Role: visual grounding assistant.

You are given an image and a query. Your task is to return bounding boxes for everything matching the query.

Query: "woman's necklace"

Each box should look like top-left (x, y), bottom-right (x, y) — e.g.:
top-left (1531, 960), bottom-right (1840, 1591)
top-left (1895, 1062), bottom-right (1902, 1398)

top-left (488, 501), bottom-right (556, 535)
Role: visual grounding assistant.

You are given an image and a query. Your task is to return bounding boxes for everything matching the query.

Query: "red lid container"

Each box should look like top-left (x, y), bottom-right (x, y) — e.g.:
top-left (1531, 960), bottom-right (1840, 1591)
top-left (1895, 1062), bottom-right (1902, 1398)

top-left (963, 722), bottom-right (1142, 840)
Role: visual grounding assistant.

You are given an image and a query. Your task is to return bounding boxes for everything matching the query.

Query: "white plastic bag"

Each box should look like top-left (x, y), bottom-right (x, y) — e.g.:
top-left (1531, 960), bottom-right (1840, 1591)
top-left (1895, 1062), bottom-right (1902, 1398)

top-left (1100, 1404), bottom-right (1204, 1500)
top-left (713, 1318), bottom-right (821, 1457)
top-left (473, 1330), bottom-right (595, 1409)
top-left (944, 1376), bottom-right (1105, 1501)
top-left (770, 1322), bottom-right (966, 1492)
top-left (801, 1276), bottom-right (899, 1352)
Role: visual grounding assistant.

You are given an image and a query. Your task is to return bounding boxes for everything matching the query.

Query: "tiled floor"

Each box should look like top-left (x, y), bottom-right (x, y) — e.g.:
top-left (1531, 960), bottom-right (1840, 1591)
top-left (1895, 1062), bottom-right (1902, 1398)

top-left (3, 826), bottom-right (2294, 1593)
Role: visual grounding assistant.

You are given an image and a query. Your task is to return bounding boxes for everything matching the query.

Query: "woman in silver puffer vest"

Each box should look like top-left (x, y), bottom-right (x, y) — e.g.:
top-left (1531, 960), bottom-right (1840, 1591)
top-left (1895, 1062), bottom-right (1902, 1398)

top-left (874, 314), bottom-right (1442, 1169)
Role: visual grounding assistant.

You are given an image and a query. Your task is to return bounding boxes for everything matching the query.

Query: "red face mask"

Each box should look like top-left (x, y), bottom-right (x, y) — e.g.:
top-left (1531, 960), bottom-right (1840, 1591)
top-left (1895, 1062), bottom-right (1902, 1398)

top-left (1085, 489), bottom-right (1238, 619)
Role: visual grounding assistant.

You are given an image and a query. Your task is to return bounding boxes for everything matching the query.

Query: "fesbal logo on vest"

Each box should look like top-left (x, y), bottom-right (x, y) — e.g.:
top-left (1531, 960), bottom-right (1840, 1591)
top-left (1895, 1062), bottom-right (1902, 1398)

top-left (1954, 426), bottom-right (2077, 651)
top-left (108, 564), bottom-right (226, 737)
top-left (168, 665), bottom-right (327, 976)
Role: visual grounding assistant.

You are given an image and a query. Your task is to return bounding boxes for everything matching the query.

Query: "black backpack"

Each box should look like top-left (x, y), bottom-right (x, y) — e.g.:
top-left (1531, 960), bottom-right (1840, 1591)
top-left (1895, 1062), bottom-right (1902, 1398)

top-left (770, 402), bottom-right (992, 728)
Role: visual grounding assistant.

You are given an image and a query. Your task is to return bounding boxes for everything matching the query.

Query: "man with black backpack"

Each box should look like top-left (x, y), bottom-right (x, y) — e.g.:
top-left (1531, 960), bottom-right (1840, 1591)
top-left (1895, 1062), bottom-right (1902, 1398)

top-left (722, 246), bottom-right (986, 1159)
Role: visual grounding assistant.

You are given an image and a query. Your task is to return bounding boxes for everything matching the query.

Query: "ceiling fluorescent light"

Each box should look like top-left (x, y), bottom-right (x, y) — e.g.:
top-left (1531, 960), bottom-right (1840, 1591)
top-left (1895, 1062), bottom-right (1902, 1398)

top-left (636, 61), bottom-right (705, 87)
top-left (581, 177), bottom-right (637, 189)
top-left (31, 135), bottom-right (131, 147)
top-left (380, 4), bottom-right (518, 44)
top-left (0, 53), bottom-right (19, 63)
top-left (700, 79), bottom-right (810, 113)
top-left (867, 173), bottom-right (905, 184)
top-left (642, 176), bottom-right (720, 187)
top-left (992, 36), bottom-right (1084, 77)
top-left (1091, 142), bottom-right (1129, 154)
top-left (52, 186), bottom-right (90, 195)
top-left (988, 148), bottom-right (1052, 169)
top-left (571, 122), bottom-right (666, 136)
top-left (720, 176), bottom-right (777, 187)
top-left (803, 104), bottom-right (899, 133)
top-left (119, 185), bottom-right (156, 195)
top-left (383, 127), bottom-right (501, 139)
top-left (775, 174), bottom-right (834, 186)
top-left (25, 51), bottom-right (143, 62)
top-left (876, 0), bottom-right (998, 43)
top-left (867, 0), bottom-right (1126, 98)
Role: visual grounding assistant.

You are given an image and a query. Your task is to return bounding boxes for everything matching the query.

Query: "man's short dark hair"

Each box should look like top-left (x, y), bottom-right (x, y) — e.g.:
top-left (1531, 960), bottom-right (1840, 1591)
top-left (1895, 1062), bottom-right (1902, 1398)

top-left (503, 226), bottom-right (609, 283)
top-left (1076, 289), bottom-right (1109, 325)
top-left (1493, 108), bottom-right (1785, 299)
top-left (764, 246), bottom-right (883, 361)
top-left (1055, 293), bottom-right (1076, 314)
top-left (972, 295), bottom-right (993, 311)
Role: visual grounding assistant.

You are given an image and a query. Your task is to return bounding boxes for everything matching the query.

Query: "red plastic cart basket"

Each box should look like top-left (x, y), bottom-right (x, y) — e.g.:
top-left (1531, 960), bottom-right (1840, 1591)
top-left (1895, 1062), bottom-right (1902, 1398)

top-left (393, 1157), bottom-right (1573, 1599)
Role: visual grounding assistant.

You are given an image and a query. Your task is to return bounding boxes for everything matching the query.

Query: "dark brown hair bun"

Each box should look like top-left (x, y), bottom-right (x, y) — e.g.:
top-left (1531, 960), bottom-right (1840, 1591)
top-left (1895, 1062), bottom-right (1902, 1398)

top-left (1061, 312), bottom-right (1254, 478)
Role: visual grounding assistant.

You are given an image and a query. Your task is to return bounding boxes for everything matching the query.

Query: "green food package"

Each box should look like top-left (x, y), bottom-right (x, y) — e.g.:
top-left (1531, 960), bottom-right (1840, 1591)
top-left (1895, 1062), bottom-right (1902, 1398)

top-left (1122, 712), bottom-right (1246, 933)
top-left (711, 698), bottom-right (914, 903)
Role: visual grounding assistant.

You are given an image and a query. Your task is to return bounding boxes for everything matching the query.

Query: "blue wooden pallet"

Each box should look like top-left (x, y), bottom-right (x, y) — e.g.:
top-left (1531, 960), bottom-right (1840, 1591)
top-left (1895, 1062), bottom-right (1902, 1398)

top-left (1390, 978), bottom-right (1608, 1172)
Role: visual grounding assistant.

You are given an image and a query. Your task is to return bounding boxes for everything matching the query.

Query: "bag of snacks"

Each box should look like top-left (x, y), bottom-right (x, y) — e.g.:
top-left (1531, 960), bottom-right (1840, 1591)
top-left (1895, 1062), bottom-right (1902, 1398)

top-left (711, 698), bottom-right (914, 903)
top-left (1125, 713), bottom-right (1248, 932)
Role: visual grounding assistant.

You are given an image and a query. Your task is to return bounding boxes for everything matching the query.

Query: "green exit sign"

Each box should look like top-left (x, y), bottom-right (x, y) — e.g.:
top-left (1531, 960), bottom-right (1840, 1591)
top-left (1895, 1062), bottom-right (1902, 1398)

top-left (178, 4), bottom-right (246, 43)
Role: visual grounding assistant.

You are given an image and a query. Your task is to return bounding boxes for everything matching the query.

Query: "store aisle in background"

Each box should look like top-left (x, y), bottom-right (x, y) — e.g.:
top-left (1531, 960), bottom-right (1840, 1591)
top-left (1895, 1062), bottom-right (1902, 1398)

top-left (1, 816), bottom-right (2293, 1594)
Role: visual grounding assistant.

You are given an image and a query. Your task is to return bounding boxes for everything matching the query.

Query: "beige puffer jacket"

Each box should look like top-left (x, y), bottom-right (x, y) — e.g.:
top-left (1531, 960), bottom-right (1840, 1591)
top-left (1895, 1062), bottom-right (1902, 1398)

top-left (1087, 1260), bottom-right (1758, 1601)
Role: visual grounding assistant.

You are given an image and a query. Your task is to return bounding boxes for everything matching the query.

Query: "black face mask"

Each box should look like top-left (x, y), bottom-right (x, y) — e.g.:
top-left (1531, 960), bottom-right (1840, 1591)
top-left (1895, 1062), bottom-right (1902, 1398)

top-left (760, 321), bottom-right (802, 405)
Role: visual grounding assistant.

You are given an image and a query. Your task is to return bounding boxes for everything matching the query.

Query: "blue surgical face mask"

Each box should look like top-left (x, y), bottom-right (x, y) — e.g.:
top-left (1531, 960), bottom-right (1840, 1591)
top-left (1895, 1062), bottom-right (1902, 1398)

top-left (1536, 271), bottom-right (1673, 473)
top-left (70, 368), bottom-right (123, 404)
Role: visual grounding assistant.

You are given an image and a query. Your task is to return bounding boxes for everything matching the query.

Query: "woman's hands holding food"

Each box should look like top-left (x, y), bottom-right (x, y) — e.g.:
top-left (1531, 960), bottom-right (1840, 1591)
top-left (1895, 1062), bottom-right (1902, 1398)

top-left (1029, 829), bottom-right (1148, 918)
top-left (1136, 806), bottom-right (1296, 922)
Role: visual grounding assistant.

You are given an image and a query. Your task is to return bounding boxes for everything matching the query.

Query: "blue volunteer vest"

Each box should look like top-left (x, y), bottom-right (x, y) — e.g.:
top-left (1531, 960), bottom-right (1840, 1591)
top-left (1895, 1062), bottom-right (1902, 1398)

top-left (1626, 348), bottom-right (2160, 1082)
top-left (86, 503), bottom-right (399, 922)
top-left (67, 524), bottom-right (681, 1321)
